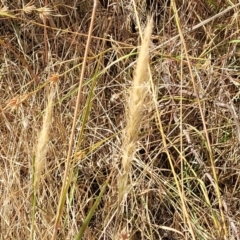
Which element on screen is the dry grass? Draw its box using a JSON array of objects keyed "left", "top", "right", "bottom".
[{"left": 1, "top": 0, "right": 240, "bottom": 239}]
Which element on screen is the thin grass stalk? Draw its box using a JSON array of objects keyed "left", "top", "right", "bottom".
[
  {"left": 63, "top": 56, "right": 101, "bottom": 227},
  {"left": 74, "top": 172, "right": 112, "bottom": 240},
  {"left": 153, "top": 3, "right": 240, "bottom": 53},
  {"left": 171, "top": 0, "right": 227, "bottom": 237},
  {"left": 152, "top": 76, "right": 197, "bottom": 239},
  {"left": 132, "top": 0, "right": 143, "bottom": 40},
  {"left": 51, "top": 1, "right": 98, "bottom": 239},
  {"left": 118, "top": 19, "right": 153, "bottom": 203},
  {"left": 43, "top": 0, "right": 48, "bottom": 64},
  {"left": 179, "top": 48, "right": 186, "bottom": 228}
]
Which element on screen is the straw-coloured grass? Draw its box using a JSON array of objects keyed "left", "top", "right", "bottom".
[
  {"left": 1, "top": 1, "right": 240, "bottom": 239},
  {"left": 118, "top": 19, "right": 153, "bottom": 204},
  {"left": 32, "top": 86, "right": 54, "bottom": 238}
]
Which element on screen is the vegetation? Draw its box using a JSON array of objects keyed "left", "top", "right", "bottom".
[{"left": 0, "top": 0, "right": 240, "bottom": 239}]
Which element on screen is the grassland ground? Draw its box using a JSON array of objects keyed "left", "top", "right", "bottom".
[{"left": 0, "top": 1, "right": 240, "bottom": 239}]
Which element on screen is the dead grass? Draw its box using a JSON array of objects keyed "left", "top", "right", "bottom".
[{"left": 1, "top": 0, "right": 240, "bottom": 239}]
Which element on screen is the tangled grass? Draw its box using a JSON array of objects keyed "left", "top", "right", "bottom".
[{"left": 1, "top": 1, "right": 240, "bottom": 239}]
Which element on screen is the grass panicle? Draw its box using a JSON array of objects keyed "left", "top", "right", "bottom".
[
  {"left": 118, "top": 19, "right": 153, "bottom": 204},
  {"left": 31, "top": 86, "right": 54, "bottom": 239}
]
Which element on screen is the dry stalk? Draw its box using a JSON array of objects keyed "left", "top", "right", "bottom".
[
  {"left": 51, "top": 1, "right": 98, "bottom": 238},
  {"left": 118, "top": 19, "right": 153, "bottom": 203}
]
